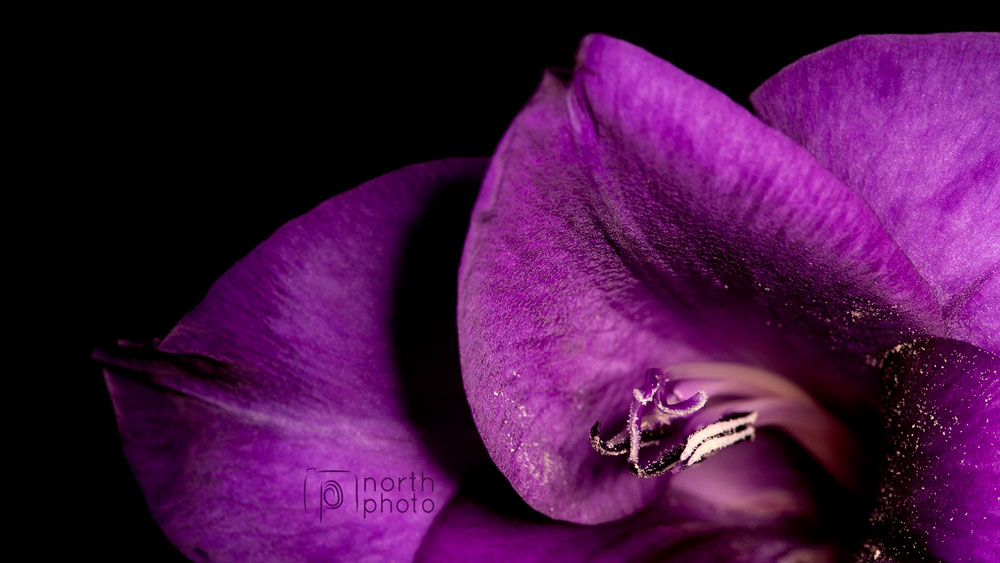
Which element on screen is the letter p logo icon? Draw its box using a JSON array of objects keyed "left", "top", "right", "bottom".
[{"left": 304, "top": 468, "right": 358, "bottom": 522}]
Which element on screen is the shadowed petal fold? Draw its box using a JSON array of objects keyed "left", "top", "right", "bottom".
[
  {"left": 457, "top": 34, "right": 943, "bottom": 524},
  {"left": 751, "top": 33, "right": 1000, "bottom": 354},
  {"left": 417, "top": 434, "right": 852, "bottom": 562},
  {"left": 98, "top": 159, "right": 488, "bottom": 561}
]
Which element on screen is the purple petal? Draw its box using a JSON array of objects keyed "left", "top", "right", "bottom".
[
  {"left": 751, "top": 33, "right": 1000, "bottom": 354},
  {"left": 862, "top": 338, "right": 999, "bottom": 561},
  {"left": 458, "top": 34, "right": 942, "bottom": 524},
  {"left": 417, "top": 434, "right": 853, "bottom": 562},
  {"left": 97, "top": 158, "right": 489, "bottom": 561}
]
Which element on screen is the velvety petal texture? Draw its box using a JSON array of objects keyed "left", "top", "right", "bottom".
[
  {"left": 98, "top": 159, "right": 488, "bottom": 561},
  {"left": 417, "top": 433, "right": 854, "bottom": 562},
  {"left": 861, "top": 339, "right": 1000, "bottom": 562},
  {"left": 752, "top": 34, "right": 1000, "bottom": 354},
  {"left": 458, "top": 33, "right": 943, "bottom": 524}
]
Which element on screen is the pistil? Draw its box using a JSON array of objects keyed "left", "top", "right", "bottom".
[{"left": 590, "top": 368, "right": 757, "bottom": 478}]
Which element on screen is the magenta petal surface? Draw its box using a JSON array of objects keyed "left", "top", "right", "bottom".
[
  {"left": 98, "top": 159, "right": 488, "bottom": 561},
  {"left": 752, "top": 33, "right": 1000, "bottom": 354},
  {"left": 417, "top": 434, "right": 849, "bottom": 562},
  {"left": 457, "top": 34, "right": 942, "bottom": 524},
  {"left": 865, "top": 339, "right": 1000, "bottom": 561}
]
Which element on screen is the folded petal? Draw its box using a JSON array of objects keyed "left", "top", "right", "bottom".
[
  {"left": 458, "top": 34, "right": 942, "bottom": 524},
  {"left": 863, "top": 339, "right": 999, "bottom": 562},
  {"left": 751, "top": 34, "right": 1000, "bottom": 354},
  {"left": 98, "top": 158, "right": 489, "bottom": 561},
  {"left": 417, "top": 434, "right": 853, "bottom": 562}
]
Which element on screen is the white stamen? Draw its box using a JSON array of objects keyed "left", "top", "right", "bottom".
[
  {"left": 685, "top": 425, "right": 756, "bottom": 466},
  {"left": 680, "top": 412, "right": 757, "bottom": 462}
]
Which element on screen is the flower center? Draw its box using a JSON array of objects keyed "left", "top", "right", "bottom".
[
  {"left": 590, "top": 368, "right": 757, "bottom": 478},
  {"left": 590, "top": 363, "right": 865, "bottom": 492}
]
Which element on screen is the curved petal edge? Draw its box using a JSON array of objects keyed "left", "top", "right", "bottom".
[{"left": 98, "top": 158, "right": 489, "bottom": 561}]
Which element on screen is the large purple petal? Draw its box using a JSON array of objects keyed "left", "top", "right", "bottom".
[
  {"left": 751, "top": 34, "right": 1000, "bottom": 354},
  {"left": 98, "top": 158, "right": 489, "bottom": 561},
  {"left": 457, "top": 34, "right": 943, "bottom": 524},
  {"left": 861, "top": 339, "right": 999, "bottom": 562}
]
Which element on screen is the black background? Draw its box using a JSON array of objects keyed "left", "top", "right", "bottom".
[{"left": 54, "top": 17, "right": 991, "bottom": 561}]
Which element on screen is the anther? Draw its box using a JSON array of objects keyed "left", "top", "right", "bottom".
[{"left": 590, "top": 369, "right": 757, "bottom": 478}]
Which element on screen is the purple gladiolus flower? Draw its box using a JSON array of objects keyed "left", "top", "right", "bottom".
[{"left": 96, "top": 33, "right": 999, "bottom": 561}]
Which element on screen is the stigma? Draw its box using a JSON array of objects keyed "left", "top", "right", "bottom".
[{"left": 590, "top": 368, "right": 757, "bottom": 478}]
